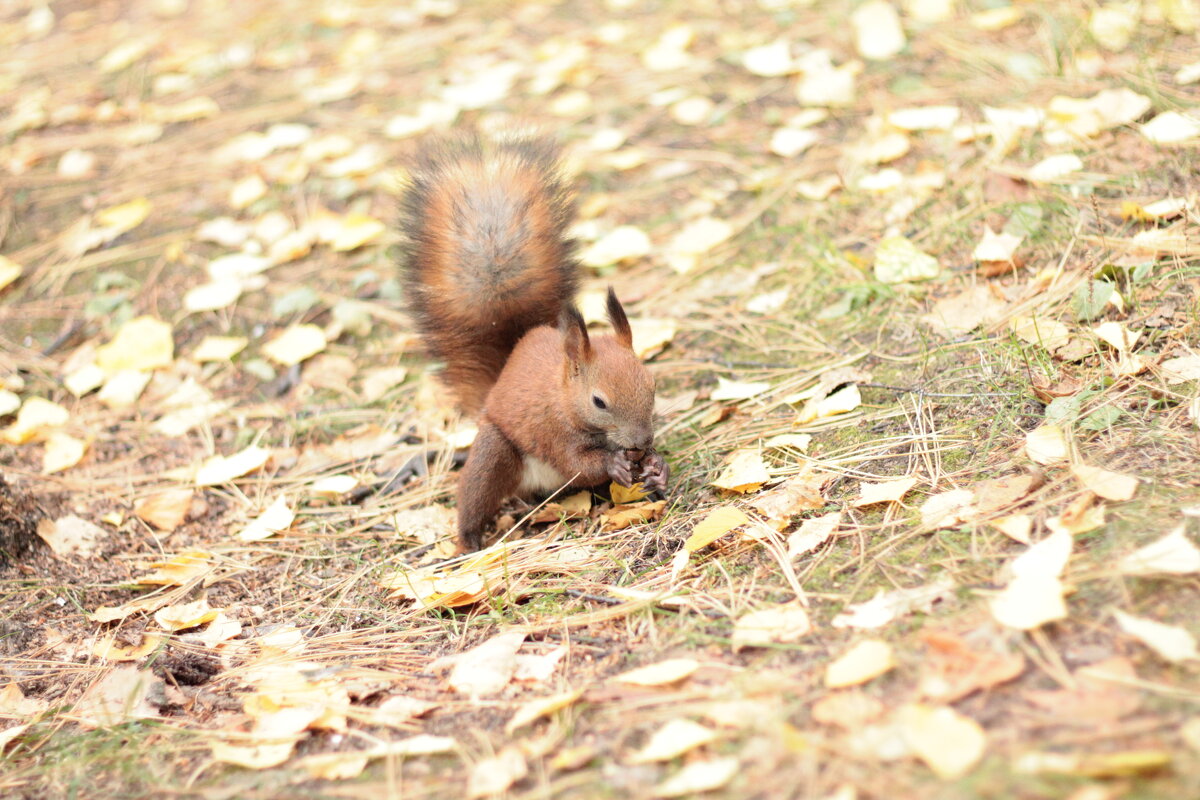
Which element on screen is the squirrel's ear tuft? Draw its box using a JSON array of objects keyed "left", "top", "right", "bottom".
[
  {"left": 606, "top": 287, "right": 633, "bottom": 350},
  {"left": 559, "top": 306, "right": 592, "bottom": 374}
]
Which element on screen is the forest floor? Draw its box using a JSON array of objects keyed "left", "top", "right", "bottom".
[{"left": 2, "top": 1, "right": 1200, "bottom": 798}]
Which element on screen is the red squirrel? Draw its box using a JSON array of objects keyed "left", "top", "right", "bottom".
[{"left": 400, "top": 136, "right": 669, "bottom": 552}]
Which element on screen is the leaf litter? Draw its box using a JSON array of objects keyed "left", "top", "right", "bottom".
[{"left": 3, "top": 1, "right": 1200, "bottom": 797}]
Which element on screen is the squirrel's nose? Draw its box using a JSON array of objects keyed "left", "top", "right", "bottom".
[{"left": 634, "top": 430, "right": 653, "bottom": 451}]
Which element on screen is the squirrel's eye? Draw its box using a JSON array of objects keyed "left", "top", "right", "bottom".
[{"left": 592, "top": 395, "right": 608, "bottom": 410}]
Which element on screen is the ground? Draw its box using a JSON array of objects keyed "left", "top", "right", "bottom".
[{"left": 2, "top": 0, "right": 1200, "bottom": 798}]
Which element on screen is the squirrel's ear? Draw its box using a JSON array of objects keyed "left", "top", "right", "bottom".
[
  {"left": 559, "top": 306, "right": 592, "bottom": 375},
  {"left": 606, "top": 287, "right": 633, "bottom": 350}
]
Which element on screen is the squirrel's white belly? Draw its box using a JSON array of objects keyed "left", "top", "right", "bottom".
[{"left": 519, "top": 456, "right": 568, "bottom": 495}]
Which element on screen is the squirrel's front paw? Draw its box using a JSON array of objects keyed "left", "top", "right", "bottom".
[
  {"left": 639, "top": 450, "right": 670, "bottom": 493},
  {"left": 605, "top": 449, "right": 636, "bottom": 487}
]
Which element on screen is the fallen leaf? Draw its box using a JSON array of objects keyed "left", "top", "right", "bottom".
[
  {"left": 36, "top": 515, "right": 104, "bottom": 557},
  {"left": 1025, "top": 424, "right": 1069, "bottom": 465},
  {"left": 1, "top": 398, "right": 69, "bottom": 448},
  {"left": 330, "top": 214, "right": 385, "bottom": 251},
  {"left": 630, "top": 718, "right": 718, "bottom": 763},
  {"left": 731, "top": 604, "right": 811, "bottom": 652},
  {"left": 990, "top": 514, "right": 1033, "bottom": 545},
  {"left": 832, "top": 578, "right": 956, "bottom": 629},
  {"left": 897, "top": 703, "right": 987, "bottom": 780},
  {"left": 973, "top": 226, "right": 1023, "bottom": 265},
  {"left": 134, "top": 490, "right": 195, "bottom": 531},
  {"left": 826, "top": 640, "right": 896, "bottom": 688},
  {"left": 629, "top": 318, "right": 677, "bottom": 359},
  {"left": 578, "top": 226, "right": 651, "bottom": 267},
  {"left": 296, "top": 752, "right": 369, "bottom": 780},
  {"left": 850, "top": 477, "right": 917, "bottom": 510},
  {"left": 42, "top": 431, "right": 87, "bottom": 473},
  {"left": 600, "top": 500, "right": 665, "bottom": 531},
  {"left": 874, "top": 236, "right": 939, "bottom": 283},
  {"left": 237, "top": 496, "right": 296, "bottom": 541},
  {"left": 468, "top": 747, "right": 528, "bottom": 798},
  {"left": 710, "top": 450, "right": 771, "bottom": 494},
  {"left": 919, "top": 488, "right": 976, "bottom": 529},
  {"left": 1112, "top": 609, "right": 1199, "bottom": 663},
  {"left": 1011, "top": 317, "right": 1071, "bottom": 352},
  {"left": 769, "top": 127, "right": 819, "bottom": 157},
  {"left": 653, "top": 757, "right": 739, "bottom": 798},
  {"left": 1140, "top": 111, "right": 1200, "bottom": 145},
  {"left": 1119, "top": 526, "right": 1200, "bottom": 575},
  {"left": 262, "top": 324, "right": 327, "bottom": 366},
  {"left": 972, "top": 474, "right": 1035, "bottom": 514},
  {"left": 0, "top": 255, "right": 22, "bottom": 291},
  {"left": 446, "top": 631, "right": 525, "bottom": 697},
  {"left": 851, "top": 0, "right": 906, "bottom": 60},
  {"left": 743, "top": 39, "right": 795, "bottom": 76},
  {"left": 94, "top": 197, "right": 151, "bottom": 234},
  {"left": 1026, "top": 657, "right": 1141, "bottom": 725},
  {"left": 888, "top": 105, "right": 960, "bottom": 131},
  {"left": 229, "top": 174, "right": 268, "bottom": 209},
  {"left": 1028, "top": 154, "right": 1084, "bottom": 182},
  {"left": 685, "top": 506, "right": 750, "bottom": 551},
  {"left": 1160, "top": 355, "right": 1200, "bottom": 384},
  {"left": 210, "top": 738, "right": 299, "bottom": 769},
  {"left": 1071, "top": 465, "right": 1138, "bottom": 501},
  {"left": 710, "top": 377, "right": 770, "bottom": 402},
  {"left": 990, "top": 529, "right": 1072, "bottom": 630},
  {"left": 154, "top": 597, "right": 220, "bottom": 631},
  {"left": 811, "top": 691, "right": 885, "bottom": 729},
  {"left": 93, "top": 632, "right": 163, "bottom": 662},
  {"left": 195, "top": 445, "right": 272, "bottom": 485},
  {"left": 505, "top": 689, "right": 584, "bottom": 733},
  {"left": 917, "top": 631, "right": 1025, "bottom": 702},
  {"left": 923, "top": 286, "right": 1008, "bottom": 337},
  {"left": 74, "top": 666, "right": 161, "bottom": 728},
  {"left": 748, "top": 472, "right": 826, "bottom": 529},
  {"left": 787, "top": 511, "right": 842, "bottom": 559},
  {"left": 95, "top": 316, "right": 173, "bottom": 373},
  {"left": 1015, "top": 749, "right": 1171, "bottom": 779},
  {"left": 614, "top": 658, "right": 699, "bottom": 687}
]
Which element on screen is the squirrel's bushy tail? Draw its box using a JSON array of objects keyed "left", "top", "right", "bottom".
[{"left": 400, "top": 136, "right": 579, "bottom": 414}]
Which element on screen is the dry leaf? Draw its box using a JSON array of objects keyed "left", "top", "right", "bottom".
[
  {"left": 1071, "top": 465, "right": 1138, "bottom": 501},
  {"left": 748, "top": 472, "right": 826, "bottom": 529},
  {"left": 0, "top": 255, "right": 23, "bottom": 291},
  {"left": 710, "top": 377, "right": 770, "bottom": 402},
  {"left": 93, "top": 633, "right": 163, "bottom": 662},
  {"left": 330, "top": 214, "right": 385, "bottom": 251},
  {"left": 154, "top": 597, "right": 220, "bottom": 631},
  {"left": 787, "top": 511, "right": 842, "bottom": 559},
  {"left": 685, "top": 506, "right": 750, "bottom": 551},
  {"left": 210, "top": 738, "right": 299, "bottom": 769},
  {"left": 710, "top": 450, "right": 771, "bottom": 494},
  {"left": 237, "top": 496, "right": 296, "bottom": 541},
  {"left": 578, "top": 226, "right": 651, "bottom": 267},
  {"left": 42, "top": 431, "right": 87, "bottom": 473},
  {"left": 75, "top": 666, "right": 161, "bottom": 729},
  {"left": 973, "top": 226, "right": 1022, "bottom": 265},
  {"left": 924, "top": 286, "right": 1009, "bottom": 336},
  {"left": 134, "top": 489, "right": 194, "bottom": 531},
  {"left": 505, "top": 689, "right": 584, "bottom": 734},
  {"left": 94, "top": 316, "right": 174, "bottom": 373},
  {"left": 296, "top": 752, "right": 369, "bottom": 780},
  {"left": 1026, "top": 657, "right": 1141, "bottom": 725},
  {"left": 990, "top": 514, "right": 1033, "bottom": 545},
  {"left": 629, "top": 719, "right": 717, "bottom": 763},
  {"left": 1140, "top": 111, "right": 1200, "bottom": 144},
  {"left": 468, "top": 747, "right": 528, "bottom": 798},
  {"left": 36, "top": 515, "right": 104, "bottom": 557},
  {"left": 195, "top": 445, "right": 272, "bottom": 485},
  {"left": 897, "top": 703, "right": 987, "bottom": 780},
  {"left": 919, "top": 488, "right": 977, "bottom": 529},
  {"left": 1028, "top": 154, "right": 1084, "bottom": 182},
  {"left": 653, "top": 757, "right": 739, "bottom": 798},
  {"left": 874, "top": 236, "right": 939, "bottom": 283},
  {"left": 629, "top": 318, "right": 677, "bottom": 359},
  {"left": 614, "top": 658, "right": 699, "bottom": 687},
  {"left": 600, "top": 500, "right": 665, "bottom": 531},
  {"left": 2, "top": 397, "right": 69, "bottom": 444},
  {"left": 1112, "top": 609, "right": 1199, "bottom": 663},
  {"left": 1025, "top": 424, "right": 1069, "bottom": 465},
  {"left": 851, "top": 0, "right": 906, "bottom": 60},
  {"left": 446, "top": 631, "right": 525, "bottom": 697},
  {"left": 853, "top": 477, "right": 917, "bottom": 507},
  {"left": 731, "top": 604, "right": 811, "bottom": 652},
  {"left": 139, "top": 551, "right": 213, "bottom": 586},
  {"left": 1118, "top": 526, "right": 1200, "bottom": 575},
  {"left": 990, "top": 530, "right": 1072, "bottom": 630},
  {"left": 262, "top": 324, "right": 327, "bottom": 366},
  {"left": 832, "top": 578, "right": 956, "bottom": 629},
  {"left": 917, "top": 631, "right": 1025, "bottom": 703},
  {"left": 811, "top": 691, "right": 885, "bottom": 729},
  {"left": 1011, "top": 317, "right": 1071, "bottom": 352},
  {"left": 825, "top": 640, "right": 896, "bottom": 688}
]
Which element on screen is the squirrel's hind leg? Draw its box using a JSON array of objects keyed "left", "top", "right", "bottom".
[{"left": 456, "top": 419, "right": 523, "bottom": 552}]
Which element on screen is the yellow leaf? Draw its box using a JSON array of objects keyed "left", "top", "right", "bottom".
[
  {"left": 139, "top": 549, "right": 211, "bottom": 585},
  {"left": 629, "top": 719, "right": 717, "bottom": 763},
  {"left": 614, "top": 658, "right": 699, "bottom": 687},
  {"left": 505, "top": 689, "right": 585, "bottom": 733},
  {"left": 1119, "top": 526, "right": 1200, "bottom": 576},
  {"left": 710, "top": 449, "right": 771, "bottom": 494},
  {"left": 330, "top": 214, "right": 385, "bottom": 251},
  {"left": 653, "top": 757, "right": 738, "bottom": 798},
  {"left": 1025, "top": 424, "right": 1068, "bottom": 465},
  {"left": 210, "top": 738, "right": 298, "bottom": 769},
  {"left": 990, "top": 514, "right": 1033, "bottom": 545},
  {"left": 195, "top": 445, "right": 272, "bottom": 485},
  {"left": 467, "top": 747, "right": 528, "bottom": 799},
  {"left": 851, "top": 0, "right": 906, "bottom": 60},
  {"left": 1112, "top": 609, "right": 1199, "bottom": 663},
  {"left": 710, "top": 377, "right": 770, "bottom": 402},
  {"left": 825, "top": 639, "right": 896, "bottom": 688},
  {"left": 237, "top": 496, "right": 296, "bottom": 541},
  {"left": 898, "top": 703, "right": 987, "bottom": 780},
  {"left": 42, "top": 431, "right": 86, "bottom": 473},
  {"left": 2, "top": 397, "right": 69, "bottom": 444},
  {"left": 229, "top": 174, "right": 268, "bottom": 210},
  {"left": 296, "top": 752, "right": 369, "bottom": 780},
  {"left": 578, "top": 225, "right": 652, "bottom": 267},
  {"left": 154, "top": 597, "right": 220, "bottom": 631},
  {"left": 94, "top": 316, "right": 174, "bottom": 373},
  {"left": 93, "top": 632, "right": 163, "bottom": 662},
  {"left": 685, "top": 506, "right": 750, "bottom": 551},
  {"left": 95, "top": 197, "right": 151, "bottom": 234},
  {"left": 610, "top": 482, "right": 649, "bottom": 504},
  {"left": 600, "top": 500, "right": 665, "bottom": 531},
  {"left": 36, "top": 515, "right": 104, "bottom": 557},
  {"left": 0, "top": 254, "right": 22, "bottom": 291},
  {"left": 192, "top": 335, "right": 248, "bottom": 362},
  {"left": 852, "top": 477, "right": 917, "bottom": 507},
  {"left": 731, "top": 604, "right": 811, "bottom": 652},
  {"left": 1071, "top": 464, "right": 1138, "bottom": 501},
  {"left": 873, "top": 236, "right": 939, "bottom": 283},
  {"left": 262, "top": 324, "right": 326, "bottom": 366},
  {"left": 748, "top": 472, "right": 826, "bottom": 529},
  {"left": 629, "top": 318, "right": 677, "bottom": 359}
]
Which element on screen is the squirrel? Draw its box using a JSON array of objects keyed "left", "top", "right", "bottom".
[{"left": 399, "top": 136, "right": 669, "bottom": 552}]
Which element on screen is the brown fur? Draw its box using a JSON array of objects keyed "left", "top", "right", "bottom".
[{"left": 399, "top": 136, "right": 661, "bottom": 551}]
